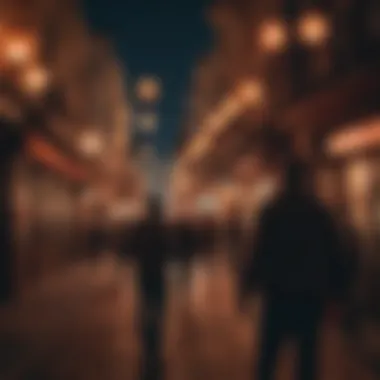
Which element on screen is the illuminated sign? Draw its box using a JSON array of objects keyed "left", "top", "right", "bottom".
[
  {"left": 326, "top": 116, "right": 380, "bottom": 156},
  {"left": 25, "top": 134, "right": 88, "bottom": 181}
]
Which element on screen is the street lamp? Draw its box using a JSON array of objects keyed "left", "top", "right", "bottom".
[
  {"left": 237, "top": 79, "right": 264, "bottom": 107},
  {"left": 136, "top": 75, "right": 162, "bottom": 103},
  {"left": 22, "top": 66, "right": 49, "bottom": 96},
  {"left": 258, "top": 19, "right": 288, "bottom": 53},
  {"left": 297, "top": 10, "right": 331, "bottom": 47},
  {"left": 4, "top": 35, "right": 35, "bottom": 66},
  {"left": 78, "top": 131, "right": 104, "bottom": 158},
  {"left": 136, "top": 112, "right": 158, "bottom": 133}
]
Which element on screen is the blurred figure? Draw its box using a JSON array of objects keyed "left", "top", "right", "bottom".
[
  {"left": 167, "top": 218, "right": 197, "bottom": 263},
  {"left": 243, "top": 160, "right": 347, "bottom": 380},
  {"left": 88, "top": 227, "right": 109, "bottom": 257},
  {"left": 131, "top": 196, "right": 166, "bottom": 380},
  {"left": 0, "top": 119, "right": 22, "bottom": 303}
]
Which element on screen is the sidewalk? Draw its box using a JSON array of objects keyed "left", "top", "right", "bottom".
[{"left": 163, "top": 267, "right": 377, "bottom": 380}]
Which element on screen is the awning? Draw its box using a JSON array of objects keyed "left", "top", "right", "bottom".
[
  {"left": 325, "top": 115, "right": 380, "bottom": 157},
  {"left": 25, "top": 133, "right": 89, "bottom": 182},
  {"left": 279, "top": 65, "right": 380, "bottom": 132}
]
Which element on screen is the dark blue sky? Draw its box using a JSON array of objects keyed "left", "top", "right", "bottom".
[{"left": 83, "top": 0, "right": 212, "bottom": 157}]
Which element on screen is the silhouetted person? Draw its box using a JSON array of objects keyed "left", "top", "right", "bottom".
[
  {"left": 243, "top": 160, "right": 345, "bottom": 380},
  {"left": 167, "top": 220, "right": 198, "bottom": 263},
  {"left": 88, "top": 227, "right": 108, "bottom": 257},
  {"left": 0, "top": 119, "right": 22, "bottom": 303},
  {"left": 197, "top": 217, "right": 219, "bottom": 258},
  {"left": 131, "top": 196, "right": 166, "bottom": 380}
]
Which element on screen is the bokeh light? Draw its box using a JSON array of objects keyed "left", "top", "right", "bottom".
[
  {"left": 136, "top": 75, "right": 162, "bottom": 103},
  {"left": 258, "top": 19, "right": 288, "bottom": 53},
  {"left": 78, "top": 131, "right": 104, "bottom": 158},
  {"left": 237, "top": 80, "right": 265, "bottom": 106},
  {"left": 297, "top": 10, "right": 331, "bottom": 47},
  {"left": 22, "top": 66, "right": 50, "bottom": 95}
]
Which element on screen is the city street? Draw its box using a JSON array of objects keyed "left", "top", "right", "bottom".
[
  {"left": 0, "top": 257, "right": 141, "bottom": 380},
  {"left": 0, "top": 0, "right": 379, "bottom": 379},
  {"left": 0, "top": 257, "right": 377, "bottom": 380},
  {"left": 163, "top": 259, "right": 377, "bottom": 380}
]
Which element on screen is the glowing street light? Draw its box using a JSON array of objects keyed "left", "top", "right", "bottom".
[
  {"left": 297, "top": 10, "right": 331, "bottom": 47},
  {"left": 22, "top": 66, "right": 49, "bottom": 95},
  {"left": 136, "top": 76, "right": 162, "bottom": 103},
  {"left": 136, "top": 112, "right": 158, "bottom": 133},
  {"left": 258, "top": 19, "right": 288, "bottom": 53},
  {"left": 5, "top": 36, "right": 35, "bottom": 66},
  {"left": 79, "top": 131, "right": 104, "bottom": 158},
  {"left": 237, "top": 80, "right": 264, "bottom": 107}
]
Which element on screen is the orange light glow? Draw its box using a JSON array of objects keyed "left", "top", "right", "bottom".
[
  {"left": 136, "top": 76, "right": 162, "bottom": 102},
  {"left": 326, "top": 117, "right": 380, "bottom": 156},
  {"left": 237, "top": 80, "right": 264, "bottom": 106},
  {"left": 26, "top": 134, "right": 87, "bottom": 181},
  {"left": 4, "top": 33, "right": 36, "bottom": 66},
  {"left": 22, "top": 66, "right": 49, "bottom": 95},
  {"left": 297, "top": 10, "right": 331, "bottom": 46},
  {"left": 6, "top": 41, "right": 31, "bottom": 65},
  {"left": 79, "top": 131, "right": 104, "bottom": 158},
  {"left": 259, "top": 19, "right": 288, "bottom": 53}
]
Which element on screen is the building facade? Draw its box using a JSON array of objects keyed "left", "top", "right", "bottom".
[
  {"left": 0, "top": 0, "right": 134, "bottom": 296},
  {"left": 177, "top": 0, "right": 380, "bottom": 260}
]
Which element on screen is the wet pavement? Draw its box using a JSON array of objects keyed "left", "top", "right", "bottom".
[{"left": 0, "top": 256, "right": 377, "bottom": 380}]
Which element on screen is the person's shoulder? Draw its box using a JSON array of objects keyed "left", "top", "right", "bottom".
[
  {"left": 306, "top": 196, "right": 331, "bottom": 216},
  {"left": 258, "top": 197, "right": 283, "bottom": 222}
]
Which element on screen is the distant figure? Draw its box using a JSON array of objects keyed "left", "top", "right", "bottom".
[
  {"left": 167, "top": 219, "right": 198, "bottom": 263},
  {"left": 88, "top": 227, "right": 108, "bottom": 257},
  {"left": 243, "top": 160, "right": 346, "bottom": 380},
  {"left": 131, "top": 196, "right": 166, "bottom": 380}
]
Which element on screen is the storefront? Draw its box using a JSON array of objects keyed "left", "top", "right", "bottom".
[
  {"left": 323, "top": 115, "right": 380, "bottom": 264},
  {"left": 11, "top": 133, "right": 90, "bottom": 292}
]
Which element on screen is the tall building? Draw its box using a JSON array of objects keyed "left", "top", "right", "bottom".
[
  {"left": 0, "top": 0, "right": 134, "bottom": 294},
  {"left": 178, "top": 0, "right": 380, "bottom": 180},
  {"left": 177, "top": 0, "right": 380, "bottom": 258}
]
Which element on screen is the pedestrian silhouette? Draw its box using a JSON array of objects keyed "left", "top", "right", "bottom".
[
  {"left": 131, "top": 196, "right": 166, "bottom": 380},
  {"left": 243, "top": 160, "right": 346, "bottom": 380}
]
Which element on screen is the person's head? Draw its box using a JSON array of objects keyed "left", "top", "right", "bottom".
[{"left": 284, "top": 159, "right": 311, "bottom": 195}]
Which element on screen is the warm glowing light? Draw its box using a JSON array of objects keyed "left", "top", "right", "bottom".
[
  {"left": 22, "top": 66, "right": 49, "bottom": 95},
  {"left": 237, "top": 80, "right": 264, "bottom": 106},
  {"left": 136, "top": 76, "right": 162, "bottom": 102},
  {"left": 259, "top": 19, "right": 288, "bottom": 53},
  {"left": 136, "top": 113, "right": 158, "bottom": 133},
  {"left": 326, "top": 117, "right": 380, "bottom": 156},
  {"left": 79, "top": 132, "right": 104, "bottom": 157},
  {"left": 5, "top": 37, "right": 34, "bottom": 65},
  {"left": 196, "top": 193, "right": 219, "bottom": 215},
  {"left": 297, "top": 11, "right": 331, "bottom": 46},
  {"left": 190, "top": 135, "right": 210, "bottom": 158},
  {"left": 108, "top": 201, "right": 142, "bottom": 221}
]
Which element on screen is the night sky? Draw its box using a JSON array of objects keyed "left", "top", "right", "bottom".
[{"left": 83, "top": 0, "right": 212, "bottom": 158}]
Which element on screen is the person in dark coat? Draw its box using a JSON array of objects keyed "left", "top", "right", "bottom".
[
  {"left": 130, "top": 196, "right": 166, "bottom": 380},
  {"left": 0, "top": 119, "right": 22, "bottom": 303},
  {"left": 243, "top": 160, "right": 347, "bottom": 380}
]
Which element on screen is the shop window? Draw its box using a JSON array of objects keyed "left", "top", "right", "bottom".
[{"left": 345, "top": 159, "right": 373, "bottom": 254}]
